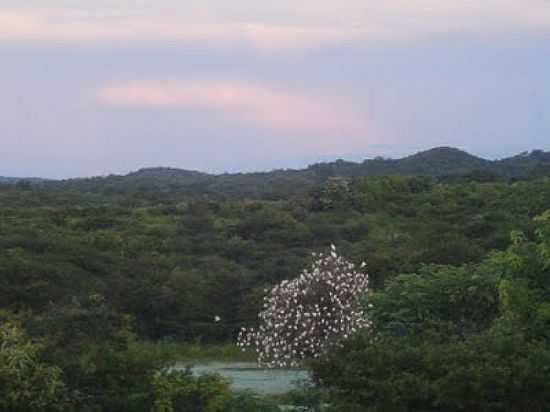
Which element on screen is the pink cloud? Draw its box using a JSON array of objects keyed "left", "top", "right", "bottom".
[
  {"left": 97, "top": 81, "right": 369, "bottom": 144},
  {"left": 0, "top": 10, "right": 362, "bottom": 51},
  {"left": 3, "top": 2, "right": 550, "bottom": 51}
]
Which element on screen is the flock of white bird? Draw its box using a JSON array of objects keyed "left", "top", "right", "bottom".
[{"left": 237, "top": 245, "right": 372, "bottom": 368}]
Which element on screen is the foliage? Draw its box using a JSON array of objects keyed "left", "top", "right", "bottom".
[
  {"left": 151, "top": 370, "right": 233, "bottom": 412},
  {"left": 151, "top": 369, "right": 279, "bottom": 412},
  {"left": 2, "top": 175, "right": 550, "bottom": 344},
  {"left": 369, "top": 264, "right": 499, "bottom": 338},
  {"left": 0, "top": 321, "right": 67, "bottom": 412},
  {"left": 134, "top": 342, "right": 256, "bottom": 362},
  {"left": 22, "top": 294, "right": 178, "bottom": 411},
  {"left": 2, "top": 160, "right": 550, "bottom": 410},
  {"left": 309, "top": 211, "right": 550, "bottom": 412},
  {"left": 314, "top": 331, "right": 550, "bottom": 412}
]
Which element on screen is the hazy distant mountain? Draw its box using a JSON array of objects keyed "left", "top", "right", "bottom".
[
  {"left": 306, "top": 147, "right": 493, "bottom": 178},
  {"left": 128, "top": 147, "right": 550, "bottom": 181},
  {"left": 0, "top": 176, "right": 49, "bottom": 184},
  {"left": 0, "top": 177, "right": 18, "bottom": 183},
  {"left": 48, "top": 147, "right": 550, "bottom": 201},
  {"left": 127, "top": 167, "right": 209, "bottom": 179},
  {"left": 492, "top": 149, "right": 550, "bottom": 177}
]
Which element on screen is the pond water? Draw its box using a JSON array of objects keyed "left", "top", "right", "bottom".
[{"left": 174, "top": 361, "right": 310, "bottom": 395}]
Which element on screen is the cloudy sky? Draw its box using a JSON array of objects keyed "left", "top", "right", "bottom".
[{"left": 1, "top": 1, "right": 549, "bottom": 178}]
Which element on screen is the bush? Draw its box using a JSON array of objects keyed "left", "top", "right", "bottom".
[
  {"left": 0, "top": 322, "right": 67, "bottom": 411},
  {"left": 151, "top": 369, "right": 279, "bottom": 412}
]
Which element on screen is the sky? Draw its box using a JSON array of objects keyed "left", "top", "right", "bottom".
[{"left": 1, "top": 1, "right": 550, "bottom": 178}]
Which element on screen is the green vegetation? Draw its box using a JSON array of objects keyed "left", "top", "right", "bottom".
[
  {"left": 0, "top": 321, "right": 67, "bottom": 411},
  {"left": 6, "top": 147, "right": 550, "bottom": 201},
  {"left": 1, "top": 151, "right": 550, "bottom": 410},
  {"left": 305, "top": 212, "right": 550, "bottom": 411},
  {"left": 135, "top": 342, "right": 256, "bottom": 362}
]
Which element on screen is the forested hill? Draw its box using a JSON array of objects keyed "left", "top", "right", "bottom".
[
  {"left": 0, "top": 177, "right": 17, "bottom": 183},
  {"left": 37, "top": 147, "right": 549, "bottom": 202},
  {"left": 307, "top": 146, "right": 492, "bottom": 178},
  {"left": 0, "top": 176, "right": 47, "bottom": 184},
  {"left": 126, "top": 147, "right": 550, "bottom": 180},
  {"left": 3, "top": 147, "right": 549, "bottom": 202}
]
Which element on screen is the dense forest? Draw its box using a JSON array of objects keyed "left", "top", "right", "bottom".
[{"left": 1, "top": 148, "right": 550, "bottom": 410}]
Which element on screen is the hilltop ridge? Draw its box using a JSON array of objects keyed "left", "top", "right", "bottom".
[
  {"left": 31, "top": 146, "right": 547, "bottom": 202},
  {"left": 125, "top": 146, "right": 549, "bottom": 180},
  {"left": 4, "top": 147, "right": 550, "bottom": 201}
]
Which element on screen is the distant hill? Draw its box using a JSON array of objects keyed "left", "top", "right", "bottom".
[
  {"left": 0, "top": 177, "right": 18, "bottom": 183},
  {"left": 127, "top": 167, "right": 209, "bottom": 179},
  {"left": 306, "top": 147, "right": 493, "bottom": 178},
  {"left": 0, "top": 176, "right": 49, "bottom": 184},
  {"left": 127, "top": 147, "right": 550, "bottom": 181},
  {"left": 492, "top": 149, "right": 550, "bottom": 177},
  {"left": 44, "top": 147, "right": 550, "bottom": 201}
]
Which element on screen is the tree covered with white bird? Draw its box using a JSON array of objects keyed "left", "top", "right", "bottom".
[{"left": 237, "top": 245, "right": 372, "bottom": 368}]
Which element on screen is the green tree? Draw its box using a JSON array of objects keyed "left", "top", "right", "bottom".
[
  {"left": 0, "top": 322, "right": 67, "bottom": 411},
  {"left": 309, "top": 212, "right": 550, "bottom": 411}
]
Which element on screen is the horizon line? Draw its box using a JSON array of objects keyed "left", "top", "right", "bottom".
[{"left": 1, "top": 146, "right": 548, "bottom": 181}]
